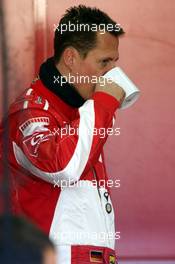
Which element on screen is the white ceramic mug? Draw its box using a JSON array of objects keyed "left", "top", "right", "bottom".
[{"left": 103, "top": 67, "right": 140, "bottom": 109}]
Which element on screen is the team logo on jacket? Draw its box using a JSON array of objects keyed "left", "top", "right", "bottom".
[{"left": 23, "top": 131, "right": 51, "bottom": 157}]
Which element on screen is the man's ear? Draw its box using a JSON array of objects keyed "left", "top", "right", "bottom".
[{"left": 62, "top": 47, "right": 79, "bottom": 70}]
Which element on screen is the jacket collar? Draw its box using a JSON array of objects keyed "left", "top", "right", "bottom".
[{"left": 39, "top": 57, "right": 85, "bottom": 108}]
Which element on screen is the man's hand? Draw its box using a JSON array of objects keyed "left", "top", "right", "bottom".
[{"left": 95, "top": 78, "right": 126, "bottom": 105}]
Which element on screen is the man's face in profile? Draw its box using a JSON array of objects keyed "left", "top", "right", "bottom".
[{"left": 72, "top": 32, "right": 119, "bottom": 100}]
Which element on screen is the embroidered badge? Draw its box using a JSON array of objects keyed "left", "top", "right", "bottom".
[
  {"left": 90, "top": 250, "right": 103, "bottom": 263},
  {"left": 109, "top": 254, "right": 116, "bottom": 264}
]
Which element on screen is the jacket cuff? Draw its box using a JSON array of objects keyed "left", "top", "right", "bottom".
[{"left": 91, "top": 91, "right": 120, "bottom": 113}]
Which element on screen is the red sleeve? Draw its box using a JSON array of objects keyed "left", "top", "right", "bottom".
[{"left": 12, "top": 92, "right": 120, "bottom": 185}]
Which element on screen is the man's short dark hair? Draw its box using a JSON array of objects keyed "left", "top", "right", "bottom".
[
  {"left": 0, "top": 214, "right": 55, "bottom": 263},
  {"left": 54, "top": 5, "right": 125, "bottom": 63}
]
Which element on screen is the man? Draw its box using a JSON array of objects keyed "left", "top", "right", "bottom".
[
  {"left": 0, "top": 214, "right": 56, "bottom": 264},
  {"left": 0, "top": 5, "right": 125, "bottom": 264}
]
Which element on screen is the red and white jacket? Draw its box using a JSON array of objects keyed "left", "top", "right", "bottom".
[{"left": 0, "top": 76, "right": 120, "bottom": 261}]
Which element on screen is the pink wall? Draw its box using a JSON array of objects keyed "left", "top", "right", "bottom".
[
  {"left": 1, "top": 0, "right": 175, "bottom": 260},
  {"left": 0, "top": 0, "right": 35, "bottom": 120}
]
